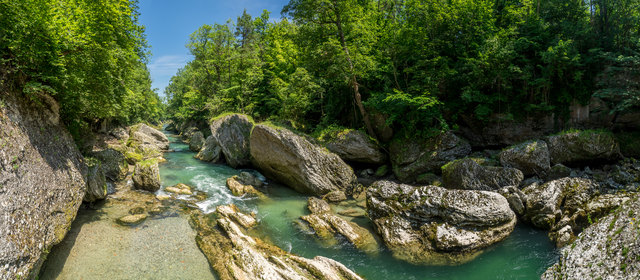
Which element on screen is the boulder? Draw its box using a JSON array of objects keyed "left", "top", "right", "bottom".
[
  {"left": 216, "top": 204, "right": 257, "bottom": 228},
  {"left": 165, "top": 183, "right": 193, "bottom": 195},
  {"left": 189, "top": 131, "right": 205, "bottom": 152},
  {"left": 390, "top": 131, "right": 471, "bottom": 182},
  {"left": 499, "top": 140, "right": 551, "bottom": 176},
  {"left": 300, "top": 208, "right": 380, "bottom": 254},
  {"left": 132, "top": 160, "right": 161, "bottom": 192},
  {"left": 441, "top": 158, "right": 523, "bottom": 191},
  {"left": 195, "top": 136, "right": 222, "bottom": 162},
  {"left": 0, "top": 92, "right": 86, "bottom": 279},
  {"left": 250, "top": 124, "right": 357, "bottom": 196},
  {"left": 91, "top": 148, "right": 127, "bottom": 181},
  {"left": 546, "top": 130, "right": 620, "bottom": 165},
  {"left": 367, "top": 181, "right": 516, "bottom": 265},
  {"left": 541, "top": 195, "right": 639, "bottom": 280},
  {"left": 191, "top": 206, "right": 364, "bottom": 280},
  {"left": 209, "top": 114, "right": 254, "bottom": 168},
  {"left": 323, "top": 190, "right": 347, "bottom": 202},
  {"left": 547, "top": 163, "right": 573, "bottom": 181},
  {"left": 109, "top": 126, "right": 129, "bottom": 142},
  {"left": 128, "top": 123, "right": 170, "bottom": 154},
  {"left": 324, "top": 129, "right": 387, "bottom": 164},
  {"left": 84, "top": 158, "right": 107, "bottom": 202},
  {"left": 116, "top": 214, "right": 148, "bottom": 226},
  {"left": 497, "top": 186, "right": 527, "bottom": 216}
]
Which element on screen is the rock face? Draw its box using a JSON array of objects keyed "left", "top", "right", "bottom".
[
  {"left": 192, "top": 205, "right": 364, "bottom": 280},
  {"left": 195, "top": 136, "right": 222, "bottom": 162},
  {"left": 250, "top": 124, "right": 357, "bottom": 196},
  {"left": 390, "top": 131, "right": 471, "bottom": 182},
  {"left": 300, "top": 198, "right": 379, "bottom": 254},
  {"left": 84, "top": 159, "right": 107, "bottom": 202},
  {"left": 546, "top": 130, "right": 620, "bottom": 165},
  {"left": 499, "top": 140, "right": 551, "bottom": 176},
  {"left": 0, "top": 92, "right": 87, "bottom": 279},
  {"left": 324, "top": 129, "right": 387, "bottom": 164},
  {"left": 541, "top": 195, "right": 639, "bottom": 280},
  {"left": 91, "top": 148, "right": 127, "bottom": 181},
  {"left": 189, "top": 131, "right": 205, "bottom": 152},
  {"left": 441, "top": 158, "right": 524, "bottom": 191},
  {"left": 132, "top": 160, "right": 161, "bottom": 192},
  {"left": 129, "top": 123, "right": 170, "bottom": 154},
  {"left": 367, "top": 181, "right": 516, "bottom": 265},
  {"left": 209, "top": 114, "right": 254, "bottom": 168}
]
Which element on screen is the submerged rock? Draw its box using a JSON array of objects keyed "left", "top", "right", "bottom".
[
  {"left": 165, "top": 183, "right": 193, "bottom": 195},
  {"left": 541, "top": 195, "right": 639, "bottom": 280},
  {"left": 301, "top": 198, "right": 379, "bottom": 254},
  {"left": 324, "top": 129, "right": 387, "bottom": 164},
  {"left": 195, "top": 135, "right": 222, "bottom": 162},
  {"left": 84, "top": 158, "right": 108, "bottom": 202},
  {"left": 116, "top": 213, "right": 148, "bottom": 226},
  {"left": 192, "top": 205, "right": 364, "bottom": 280},
  {"left": 226, "top": 176, "right": 263, "bottom": 197},
  {"left": 209, "top": 113, "right": 254, "bottom": 168},
  {"left": 189, "top": 131, "right": 205, "bottom": 152},
  {"left": 499, "top": 140, "right": 550, "bottom": 176},
  {"left": 132, "top": 160, "right": 161, "bottom": 192},
  {"left": 250, "top": 124, "right": 357, "bottom": 196},
  {"left": 367, "top": 181, "right": 516, "bottom": 265},
  {"left": 546, "top": 130, "right": 620, "bottom": 165},
  {"left": 390, "top": 131, "right": 471, "bottom": 182},
  {"left": 441, "top": 158, "right": 523, "bottom": 191},
  {"left": 0, "top": 92, "right": 87, "bottom": 279}
]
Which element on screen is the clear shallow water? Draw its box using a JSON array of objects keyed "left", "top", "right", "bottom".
[{"left": 162, "top": 133, "right": 559, "bottom": 280}]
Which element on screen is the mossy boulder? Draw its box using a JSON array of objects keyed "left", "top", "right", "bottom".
[
  {"left": 367, "top": 181, "right": 516, "bottom": 265},
  {"left": 195, "top": 135, "right": 222, "bottom": 162},
  {"left": 132, "top": 159, "right": 161, "bottom": 192},
  {"left": 324, "top": 129, "right": 387, "bottom": 164},
  {"left": 250, "top": 124, "right": 357, "bottom": 196},
  {"left": 542, "top": 195, "right": 639, "bottom": 280},
  {"left": 128, "top": 123, "right": 170, "bottom": 153},
  {"left": 441, "top": 158, "right": 523, "bottom": 191},
  {"left": 84, "top": 157, "right": 107, "bottom": 202},
  {"left": 499, "top": 140, "right": 550, "bottom": 176},
  {"left": 189, "top": 131, "right": 205, "bottom": 152},
  {"left": 209, "top": 113, "right": 254, "bottom": 168},
  {"left": 91, "top": 148, "right": 128, "bottom": 181},
  {"left": 390, "top": 131, "right": 471, "bottom": 182},
  {"left": 546, "top": 130, "right": 620, "bottom": 165}
]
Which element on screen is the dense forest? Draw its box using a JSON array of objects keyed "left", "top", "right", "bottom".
[
  {"left": 0, "top": 0, "right": 164, "bottom": 140},
  {"left": 166, "top": 0, "right": 640, "bottom": 138}
]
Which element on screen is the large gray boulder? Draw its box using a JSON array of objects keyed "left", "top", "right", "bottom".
[
  {"left": 541, "top": 195, "right": 639, "bottom": 280},
  {"left": 499, "top": 140, "right": 550, "bottom": 176},
  {"left": 195, "top": 136, "right": 222, "bottom": 162},
  {"left": 188, "top": 131, "right": 205, "bottom": 152},
  {"left": 132, "top": 160, "right": 161, "bottom": 192},
  {"left": 209, "top": 114, "right": 254, "bottom": 168},
  {"left": 324, "top": 129, "right": 387, "bottom": 164},
  {"left": 367, "top": 181, "right": 516, "bottom": 265},
  {"left": 84, "top": 158, "right": 107, "bottom": 202},
  {"left": 250, "top": 124, "right": 357, "bottom": 196},
  {"left": 441, "top": 158, "right": 523, "bottom": 191},
  {"left": 390, "top": 131, "right": 471, "bottom": 182},
  {"left": 0, "top": 92, "right": 87, "bottom": 279},
  {"left": 91, "top": 148, "right": 127, "bottom": 181},
  {"left": 546, "top": 130, "right": 620, "bottom": 165},
  {"left": 128, "top": 123, "right": 170, "bottom": 154}
]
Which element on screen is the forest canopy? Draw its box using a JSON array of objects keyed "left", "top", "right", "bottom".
[
  {"left": 166, "top": 0, "right": 640, "bottom": 138},
  {"left": 0, "top": 0, "right": 163, "bottom": 138}
]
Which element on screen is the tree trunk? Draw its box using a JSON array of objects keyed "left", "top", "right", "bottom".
[{"left": 333, "top": 1, "right": 377, "bottom": 138}]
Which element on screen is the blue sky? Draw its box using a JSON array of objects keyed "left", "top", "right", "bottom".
[{"left": 139, "top": 0, "right": 290, "bottom": 97}]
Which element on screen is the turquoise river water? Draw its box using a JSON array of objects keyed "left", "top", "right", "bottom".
[{"left": 41, "top": 132, "right": 559, "bottom": 279}]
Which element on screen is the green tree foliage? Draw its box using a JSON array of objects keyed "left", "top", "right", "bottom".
[
  {"left": 166, "top": 0, "right": 640, "bottom": 138},
  {"left": 0, "top": 0, "right": 162, "bottom": 137}
]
